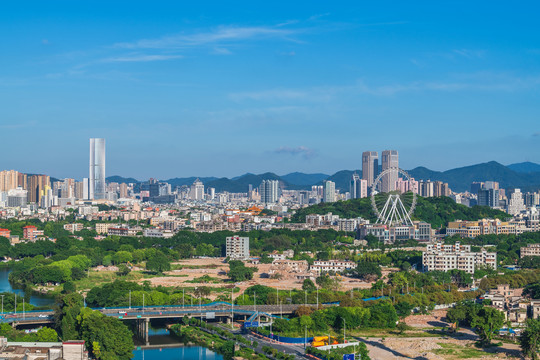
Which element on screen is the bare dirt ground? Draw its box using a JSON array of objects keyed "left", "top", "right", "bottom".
[
  {"left": 361, "top": 336, "right": 522, "bottom": 360},
  {"left": 404, "top": 310, "right": 449, "bottom": 328},
  {"left": 143, "top": 258, "right": 377, "bottom": 294}
]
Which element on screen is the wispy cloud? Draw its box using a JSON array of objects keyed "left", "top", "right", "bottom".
[
  {"left": 452, "top": 48, "right": 485, "bottom": 58},
  {"left": 274, "top": 146, "right": 317, "bottom": 159},
  {"left": 533, "top": 132, "right": 540, "bottom": 137},
  {"left": 230, "top": 73, "right": 540, "bottom": 102},
  {"left": 113, "top": 25, "right": 299, "bottom": 50},
  {"left": 102, "top": 54, "right": 184, "bottom": 62}
]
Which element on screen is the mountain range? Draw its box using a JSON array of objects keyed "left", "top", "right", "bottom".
[{"left": 106, "top": 161, "right": 540, "bottom": 193}]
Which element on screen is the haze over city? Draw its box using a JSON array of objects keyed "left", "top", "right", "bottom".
[{"left": 1, "top": 1, "right": 540, "bottom": 179}]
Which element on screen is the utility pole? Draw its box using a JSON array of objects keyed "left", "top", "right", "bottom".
[
  {"left": 305, "top": 290, "right": 307, "bottom": 306},
  {"left": 22, "top": 299, "right": 25, "bottom": 320},
  {"left": 129, "top": 290, "right": 131, "bottom": 309},
  {"left": 316, "top": 288, "right": 319, "bottom": 308},
  {"left": 183, "top": 289, "right": 185, "bottom": 307},
  {"left": 1, "top": 295, "right": 4, "bottom": 315},
  {"left": 304, "top": 326, "right": 307, "bottom": 350},
  {"left": 14, "top": 294, "right": 16, "bottom": 315},
  {"left": 143, "top": 293, "right": 145, "bottom": 314}
]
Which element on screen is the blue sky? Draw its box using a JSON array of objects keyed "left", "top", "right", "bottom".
[{"left": 1, "top": 1, "right": 539, "bottom": 180}]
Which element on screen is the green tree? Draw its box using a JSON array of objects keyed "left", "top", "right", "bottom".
[
  {"left": 471, "top": 307, "right": 504, "bottom": 346},
  {"left": 302, "top": 279, "right": 316, "bottom": 292},
  {"left": 355, "top": 262, "right": 382, "bottom": 281},
  {"left": 520, "top": 318, "right": 540, "bottom": 360},
  {"left": 228, "top": 260, "right": 256, "bottom": 282},
  {"left": 36, "top": 327, "right": 58, "bottom": 342},
  {"left": 77, "top": 307, "right": 134, "bottom": 359},
  {"left": 146, "top": 251, "right": 171, "bottom": 273}
]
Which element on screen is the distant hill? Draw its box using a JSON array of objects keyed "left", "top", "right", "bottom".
[
  {"left": 281, "top": 172, "right": 329, "bottom": 186},
  {"left": 316, "top": 170, "right": 362, "bottom": 192},
  {"left": 102, "top": 160, "right": 540, "bottom": 193},
  {"left": 164, "top": 177, "right": 218, "bottom": 188},
  {"left": 106, "top": 176, "right": 140, "bottom": 184},
  {"left": 507, "top": 162, "right": 540, "bottom": 173},
  {"left": 408, "top": 161, "right": 540, "bottom": 192},
  {"left": 206, "top": 172, "right": 284, "bottom": 193},
  {"left": 291, "top": 196, "right": 509, "bottom": 228}
]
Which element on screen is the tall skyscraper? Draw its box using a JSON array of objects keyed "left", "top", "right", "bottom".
[
  {"left": 323, "top": 180, "right": 336, "bottom": 203},
  {"left": 89, "top": 138, "right": 106, "bottom": 200},
  {"left": 260, "top": 180, "right": 279, "bottom": 203},
  {"left": 190, "top": 178, "right": 205, "bottom": 201},
  {"left": 362, "top": 151, "right": 378, "bottom": 187},
  {"left": 381, "top": 150, "right": 399, "bottom": 193},
  {"left": 350, "top": 173, "right": 367, "bottom": 199}
]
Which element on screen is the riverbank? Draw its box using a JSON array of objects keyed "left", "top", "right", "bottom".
[{"left": 171, "top": 318, "right": 296, "bottom": 360}]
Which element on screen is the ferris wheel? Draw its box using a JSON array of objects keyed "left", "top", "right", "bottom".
[{"left": 370, "top": 167, "right": 417, "bottom": 227}]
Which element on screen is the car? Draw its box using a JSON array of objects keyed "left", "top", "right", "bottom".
[{"left": 39, "top": 314, "right": 48, "bottom": 318}]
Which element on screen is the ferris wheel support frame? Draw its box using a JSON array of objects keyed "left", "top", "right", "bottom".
[{"left": 370, "top": 167, "right": 417, "bottom": 227}]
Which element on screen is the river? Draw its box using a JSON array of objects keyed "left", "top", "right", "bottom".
[
  {"left": 0, "top": 268, "right": 56, "bottom": 307},
  {"left": 0, "top": 268, "right": 221, "bottom": 359},
  {"left": 132, "top": 327, "right": 223, "bottom": 360}
]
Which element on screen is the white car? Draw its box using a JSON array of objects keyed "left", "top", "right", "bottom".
[{"left": 39, "top": 314, "right": 48, "bottom": 318}]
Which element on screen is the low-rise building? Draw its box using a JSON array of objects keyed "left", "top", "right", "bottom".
[
  {"left": 0, "top": 338, "right": 88, "bottom": 359},
  {"left": 521, "top": 243, "right": 540, "bottom": 258},
  {"left": 0, "top": 228, "right": 10, "bottom": 239},
  {"left": 310, "top": 260, "right": 356, "bottom": 274},
  {"left": 422, "top": 241, "right": 496, "bottom": 274},
  {"left": 63, "top": 223, "right": 83, "bottom": 233},
  {"left": 95, "top": 223, "right": 113, "bottom": 234}
]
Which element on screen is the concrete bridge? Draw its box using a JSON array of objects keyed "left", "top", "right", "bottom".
[{"left": 0, "top": 302, "right": 305, "bottom": 344}]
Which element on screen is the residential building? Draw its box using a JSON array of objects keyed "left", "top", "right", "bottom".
[
  {"left": 0, "top": 228, "right": 10, "bottom": 239},
  {"left": 226, "top": 235, "right": 250, "bottom": 259},
  {"left": 422, "top": 241, "right": 497, "bottom": 274},
  {"left": 95, "top": 223, "right": 113, "bottom": 234},
  {"left": 381, "top": 150, "right": 399, "bottom": 192},
  {"left": 323, "top": 180, "right": 336, "bottom": 203},
  {"left": 190, "top": 178, "right": 205, "bottom": 201},
  {"left": 362, "top": 151, "right": 378, "bottom": 187},
  {"left": 311, "top": 260, "right": 356, "bottom": 274},
  {"left": 260, "top": 180, "right": 279, "bottom": 204},
  {"left": 350, "top": 173, "right": 367, "bottom": 199},
  {"left": 63, "top": 223, "right": 83, "bottom": 233},
  {"left": 521, "top": 244, "right": 540, "bottom": 258},
  {"left": 89, "top": 138, "right": 106, "bottom": 200},
  {"left": 23, "top": 225, "right": 44, "bottom": 240},
  {"left": 507, "top": 189, "right": 526, "bottom": 215}
]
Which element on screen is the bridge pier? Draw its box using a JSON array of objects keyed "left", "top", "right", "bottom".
[{"left": 135, "top": 318, "right": 150, "bottom": 345}]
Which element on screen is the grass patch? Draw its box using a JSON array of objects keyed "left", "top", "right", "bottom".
[{"left": 434, "top": 343, "right": 500, "bottom": 359}]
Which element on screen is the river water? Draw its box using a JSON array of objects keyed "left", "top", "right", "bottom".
[
  {"left": 0, "top": 268, "right": 56, "bottom": 307},
  {"left": 132, "top": 327, "right": 223, "bottom": 360},
  {"left": 0, "top": 268, "right": 221, "bottom": 359}
]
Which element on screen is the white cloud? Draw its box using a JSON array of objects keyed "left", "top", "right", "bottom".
[
  {"left": 274, "top": 146, "right": 316, "bottom": 159},
  {"left": 102, "top": 54, "right": 184, "bottom": 62},
  {"left": 113, "top": 26, "right": 299, "bottom": 50}
]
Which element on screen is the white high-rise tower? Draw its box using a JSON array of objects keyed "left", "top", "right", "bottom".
[{"left": 89, "top": 138, "right": 106, "bottom": 200}]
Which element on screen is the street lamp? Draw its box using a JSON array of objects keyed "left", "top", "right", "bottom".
[
  {"left": 129, "top": 290, "right": 131, "bottom": 309},
  {"left": 1, "top": 295, "right": 4, "bottom": 315},
  {"left": 143, "top": 293, "right": 145, "bottom": 314}
]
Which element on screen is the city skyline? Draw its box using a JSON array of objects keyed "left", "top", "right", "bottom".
[{"left": 1, "top": 1, "right": 539, "bottom": 179}]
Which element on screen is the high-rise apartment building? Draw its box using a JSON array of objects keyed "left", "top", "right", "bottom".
[
  {"left": 507, "top": 189, "right": 525, "bottom": 215},
  {"left": 323, "top": 180, "right": 336, "bottom": 203},
  {"left": 0, "top": 170, "right": 20, "bottom": 192},
  {"left": 362, "top": 151, "right": 379, "bottom": 188},
  {"left": 190, "top": 178, "right": 205, "bottom": 201},
  {"left": 226, "top": 235, "right": 250, "bottom": 259},
  {"left": 381, "top": 150, "right": 399, "bottom": 193},
  {"left": 119, "top": 183, "right": 128, "bottom": 198},
  {"left": 260, "top": 180, "right": 279, "bottom": 203},
  {"left": 89, "top": 138, "right": 106, "bottom": 200},
  {"left": 27, "top": 175, "right": 50, "bottom": 203},
  {"left": 350, "top": 173, "right": 367, "bottom": 199},
  {"left": 478, "top": 188, "right": 500, "bottom": 208}
]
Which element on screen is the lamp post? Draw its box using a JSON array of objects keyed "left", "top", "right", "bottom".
[
  {"left": 14, "top": 294, "right": 16, "bottom": 315},
  {"left": 129, "top": 290, "right": 131, "bottom": 309},
  {"left": 1, "top": 295, "right": 4, "bottom": 315},
  {"left": 143, "top": 293, "right": 145, "bottom": 314},
  {"left": 231, "top": 288, "right": 234, "bottom": 330}
]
